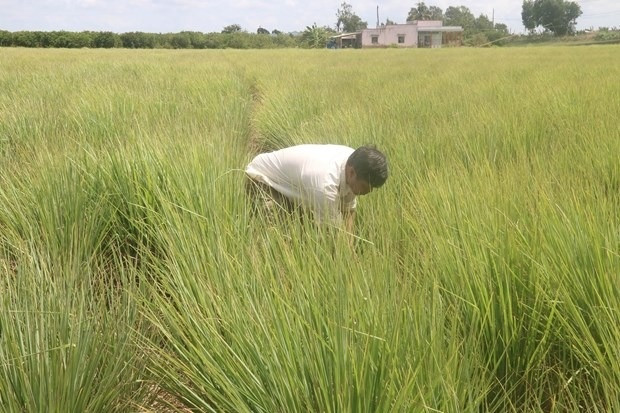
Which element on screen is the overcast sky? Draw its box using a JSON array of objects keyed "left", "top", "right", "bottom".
[{"left": 1, "top": 0, "right": 619, "bottom": 35}]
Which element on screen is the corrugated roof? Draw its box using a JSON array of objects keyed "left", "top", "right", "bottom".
[{"left": 330, "top": 32, "right": 361, "bottom": 39}]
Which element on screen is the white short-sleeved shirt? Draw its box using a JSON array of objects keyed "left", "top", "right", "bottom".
[{"left": 245, "top": 144, "right": 357, "bottom": 224}]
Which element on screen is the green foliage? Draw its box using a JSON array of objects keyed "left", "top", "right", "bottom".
[
  {"left": 0, "top": 29, "right": 301, "bottom": 49},
  {"left": 222, "top": 23, "right": 243, "bottom": 34},
  {"left": 521, "top": 0, "right": 583, "bottom": 36},
  {"left": 475, "top": 13, "right": 494, "bottom": 31},
  {"left": 467, "top": 32, "right": 490, "bottom": 46},
  {"left": 407, "top": 2, "right": 443, "bottom": 21},
  {"left": 92, "top": 31, "right": 121, "bottom": 48},
  {"left": 302, "top": 23, "right": 331, "bottom": 48},
  {"left": 336, "top": 2, "right": 368, "bottom": 32},
  {"left": 0, "top": 30, "right": 11, "bottom": 46},
  {"left": 495, "top": 23, "right": 509, "bottom": 34},
  {"left": 120, "top": 31, "right": 159, "bottom": 48},
  {"left": 595, "top": 29, "right": 620, "bottom": 42},
  {"left": 168, "top": 32, "right": 191, "bottom": 49},
  {"left": 522, "top": 0, "right": 537, "bottom": 31},
  {"left": 445, "top": 5, "right": 476, "bottom": 37}
]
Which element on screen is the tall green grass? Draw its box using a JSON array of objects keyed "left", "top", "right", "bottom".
[{"left": 1, "top": 46, "right": 619, "bottom": 411}]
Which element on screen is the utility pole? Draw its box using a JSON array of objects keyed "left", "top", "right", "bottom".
[
  {"left": 376, "top": 5, "right": 379, "bottom": 28},
  {"left": 492, "top": 8, "right": 495, "bottom": 27}
]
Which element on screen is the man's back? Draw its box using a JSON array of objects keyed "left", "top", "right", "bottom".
[
  {"left": 246, "top": 144, "right": 354, "bottom": 201},
  {"left": 245, "top": 144, "right": 356, "bottom": 223},
  {"left": 245, "top": 143, "right": 388, "bottom": 227}
]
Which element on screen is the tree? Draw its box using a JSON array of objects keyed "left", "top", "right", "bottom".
[
  {"left": 336, "top": 2, "right": 368, "bottom": 32},
  {"left": 475, "top": 14, "right": 494, "bottom": 32},
  {"left": 257, "top": 27, "right": 270, "bottom": 35},
  {"left": 522, "top": 0, "right": 537, "bottom": 32},
  {"left": 428, "top": 6, "right": 443, "bottom": 20},
  {"left": 302, "top": 23, "right": 330, "bottom": 48},
  {"left": 0, "top": 30, "right": 11, "bottom": 47},
  {"left": 469, "top": 32, "right": 489, "bottom": 46},
  {"left": 226, "top": 33, "right": 249, "bottom": 48},
  {"left": 521, "top": 0, "right": 582, "bottom": 36},
  {"left": 169, "top": 32, "right": 192, "bottom": 49},
  {"left": 407, "top": 2, "right": 443, "bottom": 21},
  {"left": 444, "top": 6, "right": 476, "bottom": 34},
  {"left": 11, "top": 31, "right": 36, "bottom": 47},
  {"left": 222, "top": 24, "right": 242, "bottom": 34},
  {"left": 120, "top": 32, "right": 157, "bottom": 48},
  {"left": 92, "top": 31, "right": 121, "bottom": 48},
  {"left": 494, "top": 23, "right": 509, "bottom": 34}
]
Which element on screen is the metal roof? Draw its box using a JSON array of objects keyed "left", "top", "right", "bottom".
[{"left": 330, "top": 32, "right": 361, "bottom": 39}]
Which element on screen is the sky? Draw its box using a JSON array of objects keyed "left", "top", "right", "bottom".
[{"left": 1, "top": 0, "right": 619, "bottom": 35}]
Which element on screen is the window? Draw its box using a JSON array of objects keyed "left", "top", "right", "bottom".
[
  {"left": 371, "top": 35, "right": 378, "bottom": 45},
  {"left": 398, "top": 35, "right": 405, "bottom": 44}
]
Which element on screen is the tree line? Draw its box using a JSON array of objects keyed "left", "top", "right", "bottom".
[
  {"left": 0, "top": 30, "right": 300, "bottom": 49},
  {"left": 0, "top": 1, "right": 589, "bottom": 50}
]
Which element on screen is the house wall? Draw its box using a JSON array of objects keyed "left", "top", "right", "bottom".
[
  {"left": 361, "top": 25, "right": 418, "bottom": 48},
  {"left": 358, "top": 21, "right": 463, "bottom": 48}
]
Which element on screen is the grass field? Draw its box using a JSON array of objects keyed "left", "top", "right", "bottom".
[{"left": 1, "top": 46, "right": 619, "bottom": 412}]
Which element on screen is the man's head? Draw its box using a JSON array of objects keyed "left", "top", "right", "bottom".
[{"left": 345, "top": 145, "right": 388, "bottom": 196}]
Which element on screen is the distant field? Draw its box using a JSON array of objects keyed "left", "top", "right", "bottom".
[{"left": 1, "top": 46, "right": 619, "bottom": 412}]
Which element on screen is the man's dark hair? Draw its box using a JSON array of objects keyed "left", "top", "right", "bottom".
[{"left": 346, "top": 145, "right": 388, "bottom": 188}]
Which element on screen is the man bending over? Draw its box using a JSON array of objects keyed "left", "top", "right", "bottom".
[{"left": 245, "top": 144, "right": 388, "bottom": 233}]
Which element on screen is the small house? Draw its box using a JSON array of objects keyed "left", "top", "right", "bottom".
[{"left": 330, "top": 20, "right": 463, "bottom": 49}]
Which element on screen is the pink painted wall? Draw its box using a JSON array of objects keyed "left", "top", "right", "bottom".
[{"left": 361, "top": 25, "right": 418, "bottom": 48}]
